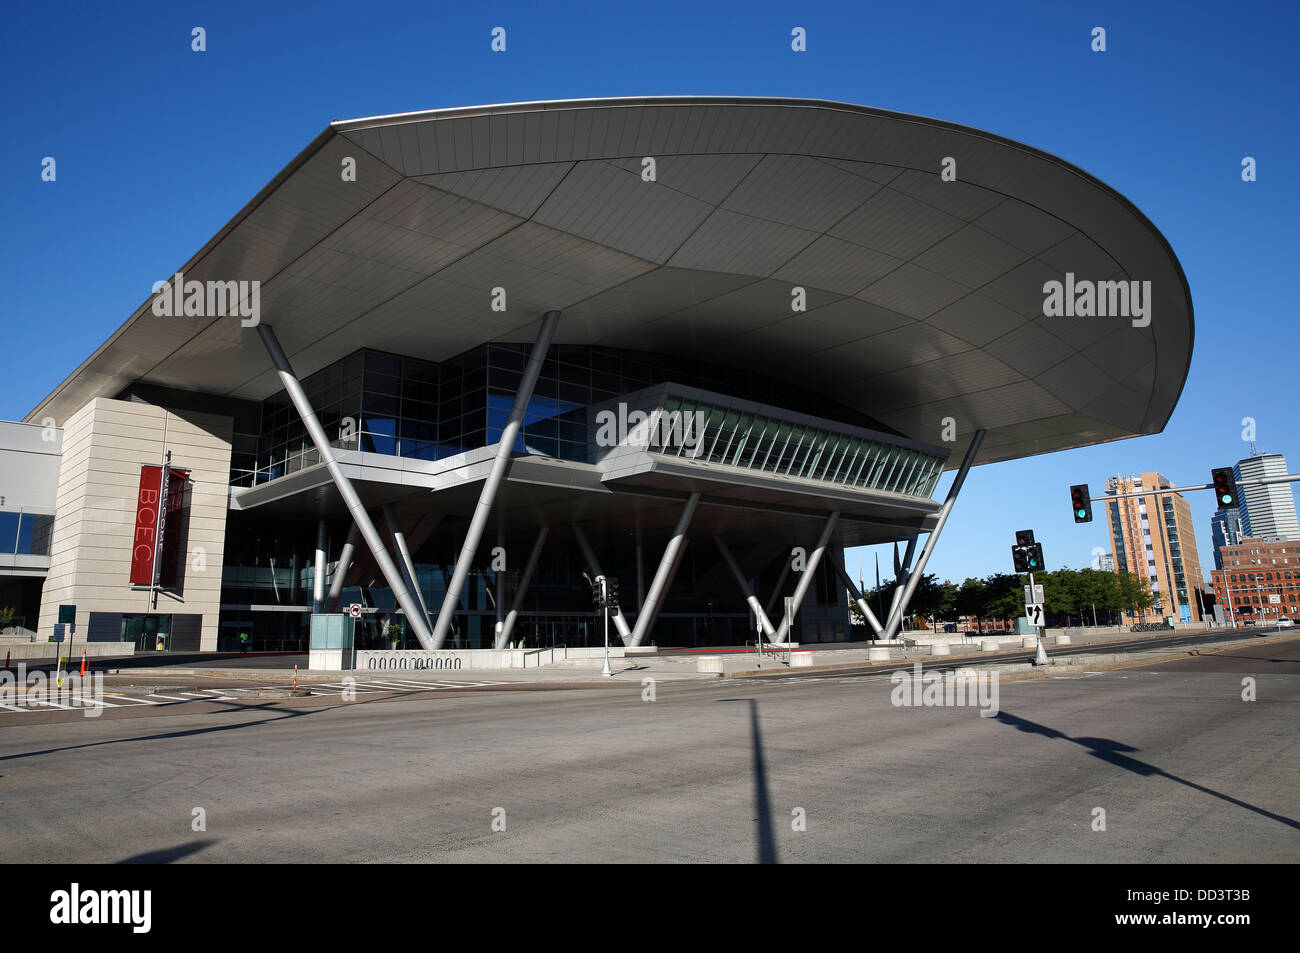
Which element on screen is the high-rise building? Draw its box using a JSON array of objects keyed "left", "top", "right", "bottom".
[
  {"left": 1106, "top": 473, "right": 1207, "bottom": 623},
  {"left": 1234, "top": 453, "right": 1299, "bottom": 540},
  {"left": 1210, "top": 507, "right": 1243, "bottom": 570}
]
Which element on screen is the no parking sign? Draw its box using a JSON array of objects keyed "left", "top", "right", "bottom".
[{"left": 348, "top": 604, "right": 362, "bottom": 618}]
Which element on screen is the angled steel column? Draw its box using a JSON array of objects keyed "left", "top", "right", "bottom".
[
  {"left": 714, "top": 536, "right": 777, "bottom": 640},
  {"left": 256, "top": 324, "right": 435, "bottom": 649},
  {"left": 326, "top": 523, "right": 360, "bottom": 612},
  {"left": 774, "top": 511, "right": 840, "bottom": 644},
  {"left": 313, "top": 520, "right": 328, "bottom": 614},
  {"left": 431, "top": 310, "right": 561, "bottom": 649},
  {"left": 635, "top": 526, "right": 645, "bottom": 613},
  {"left": 887, "top": 534, "right": 919, "bottom": 621},
  {"left": 572, "top": 523, "right": 632, "bottom": 642},
  {"left": 764, "top": 556, "right": 793, "bottom": 619},
  {"left": 882, "top": 430, "right": 985, "bottom": 641},
  {"left": 630, "top": 492, "right": 701, "bottom": 647},
  {"left": 494, "top": 531, "right": 505, "bottom": 643},
  {"left": 497, "top": 526, "right": 548, "bottom": 648},
  {"left": 383, "top": 504, "right": 431, "bottom": 630},
  {"left": 829, "top": 549, "right": 883, "bottom": 637}
]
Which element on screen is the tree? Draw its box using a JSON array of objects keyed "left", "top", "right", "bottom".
[{"left": 982, "top": 573, "right": 1025, "bottom": 621}]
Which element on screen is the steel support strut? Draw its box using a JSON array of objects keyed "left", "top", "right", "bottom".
[
  {"left": 774, "top": 511, "right": 840, "bottom": 644},
  {"left": 828, "top": 550, "right": 884, "bottom": 637},
  {"left": 887, "top": 535, "right": 918, "bottom": 622},
  {"left": 497, "top": 526, "right": 548, "bottom": 649},
  {"left": 383, "top": 504, "right": 432, "bottom": 630},
  {"left": 764, "top": 556, "right": 793, "bottom": 619},
  {"left": 326, "top": 523, "right": 359, "bottom": 612},
  {"left": 881, "top": 430, "right": 985, "bottom": 641},
  {"left": 313, "top": 520, "right": 328, "bottom": 614},
  {"left": 714, "top": 536, "right": 777, "bottom": 640},
  {"left": 630, "top": 493, "right": 701, "bottom": 647},
  {"left": 255, "top": 324, "right": 436, "bottom": 649},
  {"left": 431, "top": 311, "right": 561, "bottom": 649}
]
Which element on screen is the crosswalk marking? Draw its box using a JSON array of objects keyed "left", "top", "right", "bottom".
[{"left": 0, "top": 677, "right": 507, "bottom": 714}]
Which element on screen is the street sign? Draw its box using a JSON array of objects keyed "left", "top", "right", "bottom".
[
  {"left": 347, "top": 603, "right": 362, "bottom": 618},
  {"left": 1268, "top": 594, "right": 1281, "bottom": 604},
  {"left": 52, "top": 623, "right": 66, "bottom": 642},
  {"left": 58, "top": 604, "right": 76, "bottom": 624},
  {"left": 783, "top": 597, "right": 795, "bottom": 627},
  {"left": 1025, "top": 604, "right": 1045, "bottom": 628},
  {"left": 1024, "top": 584, "right": 1044, "bottom": 605}
]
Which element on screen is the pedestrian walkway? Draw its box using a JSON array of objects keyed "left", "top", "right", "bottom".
[
  {"left": 302, "top": 678, "right": 508, "bottom": 695},
  {"left": 0, "top": 688, "right": 239, "bottom": 714}
]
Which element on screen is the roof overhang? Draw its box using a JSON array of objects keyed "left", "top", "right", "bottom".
[{"left": 27, "top": 96, "right": 1193, "bottom": 469}]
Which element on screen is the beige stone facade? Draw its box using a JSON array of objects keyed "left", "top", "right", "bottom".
[{"left": 36, "top": 398, "right": 232, "bottom": 650}]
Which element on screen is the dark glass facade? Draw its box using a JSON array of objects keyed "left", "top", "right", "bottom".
[{"left": 234, "top": 344, "right": 894, "bottom": 486}]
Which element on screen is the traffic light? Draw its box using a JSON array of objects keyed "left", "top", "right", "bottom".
[
  {"left": 1013, "top": 540, "right": 1045, "bottom": 573},
  {"left": 591, "top": 575, "right": 605, "bottom": 609},
  {"left": 606, "top": 577, "right": 620, "bottom": 609},
  {"left": 1211, "top": 468, "right": 1238, "bottom": 508},
  {"left": 1015, "top": 529, "right": 1035, "bottom": 547},
  {"left": 1070, "top": 484, "right": 1093, "bottom": 523}
]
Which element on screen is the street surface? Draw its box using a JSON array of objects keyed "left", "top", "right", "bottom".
[{"left": 1, "top": 640, "right": 1296, "bottom": 863}]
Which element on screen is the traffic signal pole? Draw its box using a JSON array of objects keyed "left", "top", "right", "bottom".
[
  {"left": 1091, "top": 472, "right": 1300, "bottom": 503},
  {"left": 881, "top": 430, "right": 985, "bottom": 642}
]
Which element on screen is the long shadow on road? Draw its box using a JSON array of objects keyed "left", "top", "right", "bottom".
[
  {"left": 995, "top": 710, "right": 1299, "bottom": 832},
  {"left": 0, "top": 702, "right": 344, "bottom": 763}
]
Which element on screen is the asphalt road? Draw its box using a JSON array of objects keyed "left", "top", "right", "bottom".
[{"left": 1, "top": 640, "right": 1296, "bottom": 863}]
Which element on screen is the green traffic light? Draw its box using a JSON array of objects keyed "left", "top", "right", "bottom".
[
  {"left": 1221, "top": 493, "right": 1232, "bottom": 504},
  {"left": 1076, "top": 508, "right": 1087, "bottom": 518}
]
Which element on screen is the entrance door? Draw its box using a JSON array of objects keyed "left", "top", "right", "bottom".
[{"left": 123, "top": 614, "right": 170, "bottom": 651}]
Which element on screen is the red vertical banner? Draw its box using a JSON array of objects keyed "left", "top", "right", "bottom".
[
  {"left": 158, "top": 467, "right": 187, "bottom": 588},
  {"left": 129, "top": 465, "right": 163, "bottom": 585}
]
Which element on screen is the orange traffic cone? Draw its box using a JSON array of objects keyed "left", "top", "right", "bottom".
[
  {"left": 293, "top": 664, "right": 298, "bottom": 692},
  {"left": 80, "top": 650, "right": 87, "bottom": 677}
]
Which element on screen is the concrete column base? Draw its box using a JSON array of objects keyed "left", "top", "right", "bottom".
[
  {"left": 868, "top": 647, "right": 891, "bottom": 661},
  {"left": 930, "top": 642, "right": 951, "bottom": 656}
]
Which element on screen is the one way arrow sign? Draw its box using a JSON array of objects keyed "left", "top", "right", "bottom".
[{"left": 1025, "top": 603, "right": 1044, "bottom": 628}]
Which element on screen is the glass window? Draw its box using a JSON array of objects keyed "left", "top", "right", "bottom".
[{"left": 0, "top": 512, "right": 18, "bottom": 554}]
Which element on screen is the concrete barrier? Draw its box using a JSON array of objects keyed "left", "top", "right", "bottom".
[
  {"left": 868, "top": 647, "right": 891, "bottom": 661},
  {"left": 790, "top": 652, "right": 814, "bottom": 668},
  {"left": 981, "top": 640, "right": 1001, "bottom": 652},
  {"left": 1055, "top": 635, "right": 1072, "bottom": 645},
  {"left": 1021, "top": 636, "right": 1038, "bottom": 648},
  {"left": 696, "top": 656, "right": 725, "bottom": 674},
  {"left": 930, "top": 642, "right": 951, "bottom": 656}
]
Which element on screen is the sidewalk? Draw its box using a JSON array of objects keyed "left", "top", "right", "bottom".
[{"left": 99, "top": 625, "right": 1280, "bottom": 686}]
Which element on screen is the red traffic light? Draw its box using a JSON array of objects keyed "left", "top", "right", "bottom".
[
  {"left": 1070, "top": 484, "right": 1093, "bottom": 523},
  {"left": 1210, "top": 468, "right": 1238, "bottom": 508}
]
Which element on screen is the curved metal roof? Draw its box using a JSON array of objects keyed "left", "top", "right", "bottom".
[{"left": 28, "top": 96, "right": 1193, "bottom": 468}]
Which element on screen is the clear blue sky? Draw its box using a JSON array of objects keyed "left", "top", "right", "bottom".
[{"left": 2, "top": 0, "right": 1296, "bottom": 584}]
